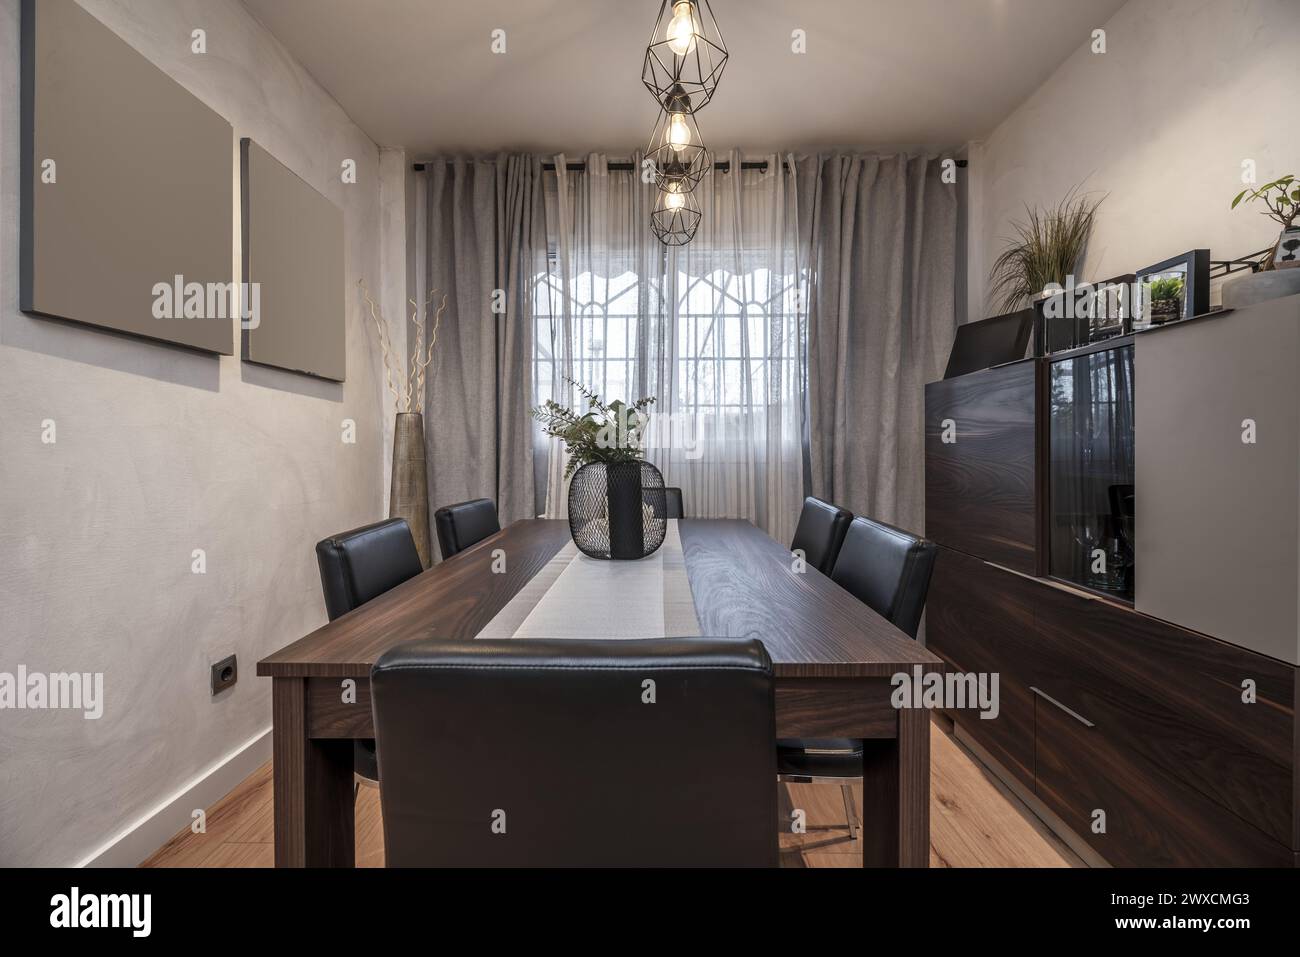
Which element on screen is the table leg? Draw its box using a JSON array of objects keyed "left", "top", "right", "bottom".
[
  {"left": 860, "top": 706, "right": 930, "bottom": 867},
  {"left": 272, "top": 677, "right": 355, "bottom": 867}
]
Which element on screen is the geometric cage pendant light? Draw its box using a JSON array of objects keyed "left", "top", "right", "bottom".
[
  {"left": 642, "top": 0, "right": 729, "bottom": 113},
  {"left": 642, "top": 0, "right": 727, "bottom": 247},
  {"left": 645, "top": 105, "right": 710, "bottom": 194},
  {"left": 650, "top": 178, "right": 702, "bottom": 246}
]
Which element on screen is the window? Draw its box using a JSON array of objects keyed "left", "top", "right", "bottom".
[{"left": 530, "top": 164, "right": 807, "bottom": 539}]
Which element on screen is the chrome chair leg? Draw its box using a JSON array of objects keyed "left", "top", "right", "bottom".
[{"left": 841, "top": 783, "right": 860, "bottom": 841}]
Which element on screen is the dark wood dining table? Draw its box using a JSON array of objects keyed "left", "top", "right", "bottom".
[{"left": 257, "top": 518, "right": 942, "bottom": 867}]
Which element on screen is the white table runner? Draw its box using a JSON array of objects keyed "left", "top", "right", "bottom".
[{"left": 475, "top": 520, "right": 702, "bottom": 640}]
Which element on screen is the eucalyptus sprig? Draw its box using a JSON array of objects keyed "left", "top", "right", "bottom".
[{"left": 531, "top": 377, "right": 656, "bottom": 480}]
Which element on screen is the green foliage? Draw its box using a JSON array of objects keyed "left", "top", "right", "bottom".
[
  {"left": 1231, "top": 175, "right": 1299, "bottom": 229},
  {"left": 530, "top": 378, "right": 656, "bottom": 480},
  {"left": 1231, "top": 175, "right": 1299, "bottom": 270},
  {"left": 988, "top": 187, "right": 1106, "bottom": 314},
  {"left": 1147, "top": 276, "right": 1184, "bottom": 302}
]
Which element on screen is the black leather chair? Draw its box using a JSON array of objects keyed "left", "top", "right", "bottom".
[
  {"left": 829, "top": 516, "right": 938, "bottom": 640},
  {"left": 315, "top": 517, "right": 424, "bottom": 785},
  {"left": 644, "top": 486, "right": 683, "bottom": 519},
  {"left": 665, "top": 487, "right": 684, "bottom": 519},
  {"left": 778, "top": 516, "right": 938, "bottom": 841},
  {"left": 789, "top": 496, "right": 853, "bottom": 574},
  {"left": 434, "top": 498, "right": 500, "bottom": 560},
  {"left": 371, "top": 637, "right": 778, "bottom": 867}
]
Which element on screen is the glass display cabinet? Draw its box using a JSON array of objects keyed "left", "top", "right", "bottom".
[{"left": 1047, "top": 342, "right": 1136, "bottom": 600}]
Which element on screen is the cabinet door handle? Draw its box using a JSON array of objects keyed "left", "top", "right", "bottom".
[{"left": 1030, "top": 686, "right": 1096, "bottom": 728}]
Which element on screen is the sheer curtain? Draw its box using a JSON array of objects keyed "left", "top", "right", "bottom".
[
  {"left": 533, "top": 151, "right": 807, "bottom": 541},
  {"left": 534, "top": 153, "right": 667, "bottom": 518}
]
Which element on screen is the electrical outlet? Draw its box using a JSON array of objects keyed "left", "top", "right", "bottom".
[{"left": 210, "top": 654, "right": 237, "bottom": 695}]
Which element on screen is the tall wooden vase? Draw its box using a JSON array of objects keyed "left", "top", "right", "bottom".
[{"left": 389, "top": 412, "right": 431, "bottom": 567}]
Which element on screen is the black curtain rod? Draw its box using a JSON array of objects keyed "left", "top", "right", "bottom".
[
  {"left": 542, "top": 160, "right": 775, "bottom": 172},
  {"left": 411, "top": 159, "right": 969, "bottom": 172},
  {"left": 410, "top": 159, "right": 774, "bottom": 173}
]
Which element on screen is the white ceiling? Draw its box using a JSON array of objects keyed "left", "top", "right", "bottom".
[{"left": 242, "top": 0, "right": 1129, "bottom": 157}]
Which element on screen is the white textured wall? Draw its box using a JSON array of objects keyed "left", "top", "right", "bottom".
[
  {"left": 967, "top": 0, "right": 1300, "bottom": 319},
  {"left": 377, "top": 146, "right": 411, "bottom": 503},
  {"left": 0, "top": 0, "right": 400, "bottom": 866}
]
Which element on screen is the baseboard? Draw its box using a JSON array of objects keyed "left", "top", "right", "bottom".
[
  {"left": 950, "top": 722, "right": 1109, "bottom": 868},
  {"left": 77, "top": 727, "right": 272, "bottom": 868}
]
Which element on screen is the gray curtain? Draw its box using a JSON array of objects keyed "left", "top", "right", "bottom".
[
  {"left": 793, "top": 154, "right": 959, "bottom": 534},
  {"left": 423, "top": 155, "right": 546, "bottom": 546}
]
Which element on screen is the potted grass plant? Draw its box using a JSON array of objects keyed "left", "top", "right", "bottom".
[{"left": 988, "top": 187, "right": 1106, "bottom": 314}]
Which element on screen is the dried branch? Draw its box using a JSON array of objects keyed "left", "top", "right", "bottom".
[
  {"left": 403, "top": 288, "right": 437, "bottom": 413},
  {"left": 360, "top": 280, "right": 445, "bottom": 415},
  {"left": 412, "top": 294, "right": 446, "bottom": 413}
]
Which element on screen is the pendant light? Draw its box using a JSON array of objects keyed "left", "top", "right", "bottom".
[
  {"left": 650, "top": 178, "right": 702, "bottom": 246},
  {"left": 646, "top": 100, "right": 709, "bottom": 193},
  {"left": 642, "top": 0, "right": 727, "bottom": 248},
  {"left": 642, "top": 0, "right": 729, "bottom": 113}
]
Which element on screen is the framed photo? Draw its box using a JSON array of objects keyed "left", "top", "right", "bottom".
[
  {"left": 1033, "top": 274, "right": 1136, "bottom": 355},
  {"left": 1134, "top": 249, "right": 1210, "bottom": 328}
]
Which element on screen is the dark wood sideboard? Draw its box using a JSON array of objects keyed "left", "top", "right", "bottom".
[{"left": 924, "top": 355, "right": 1299, "bottom": 867}]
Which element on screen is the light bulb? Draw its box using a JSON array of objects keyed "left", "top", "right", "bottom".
[
  {"left": 666, "top": 2, "right": 696, "bottom": 56},
  {"left": 667, "top": 112, "right": 691, "bottom": 152},
  {"left": 664, "top": 183, "right": 685, "bottom": 210}
]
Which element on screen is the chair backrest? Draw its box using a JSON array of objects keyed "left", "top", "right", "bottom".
[
  {"left": 315, "top": 518, "right": 423, "bottom": 621},
  {"left": 433, "top": 498, "right": 501, "bottom": 560},
  {"left": 664, "top": 487, "right": 684, "bottom": 519},
  {"left": 830, "top": 516, "right": 938, "bottom": 639},
  {"left": 790, "top": 497, "right": 853, "bottom": 575},
  {"left": 371, "top": 637, "right": 778, "bottom": 867}
]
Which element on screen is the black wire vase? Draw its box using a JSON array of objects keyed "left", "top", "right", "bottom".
[{"left": 568, "top": 461, "right": 668, "bottom": 560}]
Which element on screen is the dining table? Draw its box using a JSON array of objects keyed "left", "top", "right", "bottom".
[{"left": 257, "top": 518, "right": 943, "bottom": 867}]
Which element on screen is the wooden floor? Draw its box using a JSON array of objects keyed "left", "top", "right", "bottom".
[{"left": 142, "top": 719, "right": 1081, "bottom": 868}]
